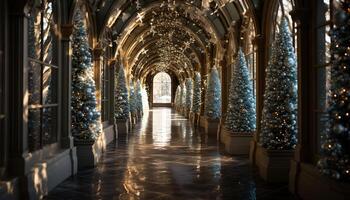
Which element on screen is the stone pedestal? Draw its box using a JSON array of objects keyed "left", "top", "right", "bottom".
[
  {"left": 289, "top": 162, "right": 350, "bottom": 200},
  {"left": 249, "top": 139, "right": 258, "bottom": 165},
  {"left": 199, "top": 115, "right": 206, "bottom": 128},
  {"left": 184, "top": 109, "right": 190, "bottom": 118},
  {"left": 191, "top": 113, "right": 200, "bottom": 127},
  {"left": 116, "top": 119, "right": 129, "bottom": 137},
  {"left": 204, "top": 117, "right": 220, "bottom": 136},
  {"left": 256, "top": 145, "right": 294, "bottom": 183},
  {"left": 221, "top": 128, "right": 254, "bottom": 155},
  {"left": 75, "top": 139, "right": 103, "bottom": 170}
]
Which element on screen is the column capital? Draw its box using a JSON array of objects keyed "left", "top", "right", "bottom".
[
  {"left": 92, "top": 48, "right": 104, "bottom": 61},
  {"left": 290, "top": 8, "right": 308, "bottom": 27},
  {"left": 252, "top": 34, "right": 264, "bottom": 46},
  {"left": 60, "top": 24, "right": 73, "bottom": 40}
]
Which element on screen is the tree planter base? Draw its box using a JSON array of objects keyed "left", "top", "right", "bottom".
[
  {"left": 249, "top": 139, "right": 258, "bottom": 165},
  {"left": 75, "top": 139, "right": 103, "bottom": 170},
  {"left": 185, "top": 109, "right": 190, "bottom": 118},
  {"left": 191, "top": 113, "right": 200, "bottom": 127},
  {"left": 116, "top": 119, "right": 129, "bottom": 137},
  {"left": 199, "top": 115, "right": 206, "bottom": 128},
  {"left": 256, "top": 145, "right": 294, "bottom": 182},
  {"left": 289, "top": 161, "right": 350, "bottom": 199},
  {"left": 204, "top": 117, "right": 220, "bottom": 136},
  {"left": 221, "top": 128, "right": 254, "bottom": 155}
]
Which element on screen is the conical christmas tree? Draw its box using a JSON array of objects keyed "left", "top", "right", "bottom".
[
  {"left": 115, "top": 66, "right": 130, "bottom": 120},
  {"left": 181, "top": 82, "right": 187, "bottom": 109},
  {"left": 135, "top": 79, "right": 143, "bottom": 113},
  {"left": 192, "top": 72, "right": 202, "bottom": 114},
  {"left": 185, "top": 78, "right": 193, "bottom": 111},
  {"left": 71, "top": 12, "right": 101, "bottom": 141},
  {"left": 129, "top": 80, "right": 137, "bottom": 114},
  {"left": 204, "top": 67, "right": 222, "bottom": 120},
  {"left": 225, "top": 49, "right": 256, "bottom": 132},
  {"left": 175, "top": 85, "right": 181, "bottom": 108},
  {"left": 260, "top": 17, "right": 297, "bottom": 150},
  {"left": 318, "top": 1, "right": 350, "bottom": 182}
]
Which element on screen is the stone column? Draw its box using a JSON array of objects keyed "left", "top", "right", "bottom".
[
  {"left": 7, "top": 3, "right": 30, "bottom": 199},
  {"left": 288, "top": 7, "right": 313, "bottom": 193},
  {"left": 109, "top": 59, "right": 116, "bottom": 125},
  {"left": 60, "top": 24, "right": 74, "bottom": 149},
  {"left": 249, "top": 35, "right": 265, "bottom": 164},
  {"left": 92, "top": 48, "right": 104, "bottom": 112},
  {"left": 8, "top": 1, "right": 28, "bottom": 178}
]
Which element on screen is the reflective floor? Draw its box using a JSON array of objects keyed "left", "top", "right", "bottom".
[{"left": 46, "top": 108, "right": 294, "bottom": 200}]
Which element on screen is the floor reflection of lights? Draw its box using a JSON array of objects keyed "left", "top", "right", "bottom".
[
  {"left": 47, "top": 107, "right": 294, "bottom": 200},
  {"left": 152, "top": 108, "right": 172, "bottom": 147}
]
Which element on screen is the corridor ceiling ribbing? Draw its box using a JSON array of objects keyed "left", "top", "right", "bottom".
[{"left": 92, "top": 0, "right": 250, "bottom": 80}]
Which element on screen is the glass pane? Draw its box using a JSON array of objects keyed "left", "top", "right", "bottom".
[
  {"left": 102, "top": 100, "right": 109, "bottom": 121},
  {"left": 28, "top": 61, "right": 42, "bottom": 104},
  {"left": 153, "top": 72, "right": 172, "bottom": 103},
  {"left": 28, "top": 108, "right": 41, "bottom": 152},
  {"left": 28, "top": 7, "right": 41, "bottom": 60},
  {"left": 42, "top": 65, "right": 58, "bottom": 104},
  {"left": 42, "top": 106, "right": 57, "bottom": 145},
  {"left": 317, "top": 112, "right": 329, "bottom": 150},
  {"left": 316, "top": 0, "right": 332, "bottom": 154},
  {"left": 273, "top": 0, "right": 297, "bottom": 57},
  {"left": 42, "top": 1, "right": 54, "bottom": 64}
]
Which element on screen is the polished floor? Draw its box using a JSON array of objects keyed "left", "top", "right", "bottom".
[{"left": 46, "top": 108, "right": 294, "bottom": 200}]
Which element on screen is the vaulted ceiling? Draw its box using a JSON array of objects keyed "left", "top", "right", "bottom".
[{"left": 90, "top": 0, "right": 254, "bottom": 81}]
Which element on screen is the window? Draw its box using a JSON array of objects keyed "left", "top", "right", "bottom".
[
  {"left": 0, "top": 0, "right": 7, "bottom": 177},
  {"left": 243, "top": 17, "right": 257, "bottom": 96},
  {"left": 27, "top": 0, "right": 59, "bottom": 152},
  {"left": 101, "top": 53, "right": 110, "bottom": 122},
  {"left": 274, "top": 0, "right": 297, "bottom": 52},
  {"left": 315, "top": 0, "right": 332, "bottom": 158},
  {"left": 153, "top": 72, "right": 172, "bottom": 103}
]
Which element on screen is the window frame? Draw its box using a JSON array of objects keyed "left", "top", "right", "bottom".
[
  {"left": 0, "top": 0, "right": 8, "bottom": 178},
  {"left": 153, "top": 72, "right": 172, "bottom": 104},
  {"left": 242, "top": 16, "right": 257, "bottom": 97},
  {"left": 313, "top": 0, "right": 333, "bottom": 164},
  {"left": 27, "top": 0, "right": 60, "bottom": 152}
]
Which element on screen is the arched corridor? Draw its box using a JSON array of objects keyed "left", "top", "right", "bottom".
[
  {"left": 0, "top": 0, "right": 349, "bottom": 199},
  {"left": 46, "top": 108, "right": 291, "bottom": 200}
]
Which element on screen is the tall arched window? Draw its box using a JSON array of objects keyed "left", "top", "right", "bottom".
[
  {"left": 273, "top": 0, "right": 297, "bottom": 52},
  {"left": 27, "top": 0, "right": 59, "bottom": 152},
  {"left": 315, "top": 0, "right": 332, "bottom": 161},
  {"left": 153, "top": 72, "right": 171, "bottom": 104},
  {"left": 101, "top": 34, "right": 113, "bottom": 123},
  {"left": 242, "top": 16, "right": 257, "bottom": 96}
]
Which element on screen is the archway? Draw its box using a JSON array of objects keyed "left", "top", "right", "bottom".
[{"left": 152, "top": 72, "right": 172, "bottom": 106}]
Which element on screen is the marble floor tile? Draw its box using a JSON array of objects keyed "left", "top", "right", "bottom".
[{"left": 45, "top": 108, "right": 295, "bottom": 200}]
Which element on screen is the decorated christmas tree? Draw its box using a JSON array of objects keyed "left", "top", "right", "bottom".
[
  {"left": 175, "top": 85, "right": 181, "bottom": 108},
  {"left": 259, "top": 17, "right": 297, "bottom": 150},
  {"left": 141, "top": 86, "right": 149, "bottom": 111},
  {"left": 135, "top": 79, "right": 143, "bottom": 113},
  {"left": 71, "top": 12, "right": 101, "bottom": 141},
  {"left": 129, "top": 80, "right": 137, "bottom": 114},
  {"left": 185, "top": 78, "right": 193, "bottom": 111},
  {"left": 225, "top": 49, "right": 256, "bottom": 132},
  {"left": 318, "top": 1, "right": 350, "bottom": 182},
  {"left": 115, "top": 66, "right": 130, "bottom": 120},
  {"left": 204, "top": 67, "right": 222, "bottom": 120},
  {"left": 181, "top": 82, "right": 187, "bottom": 109},
  {"left": 192, "top": 72, "right": 202, "bottom": 114}
]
